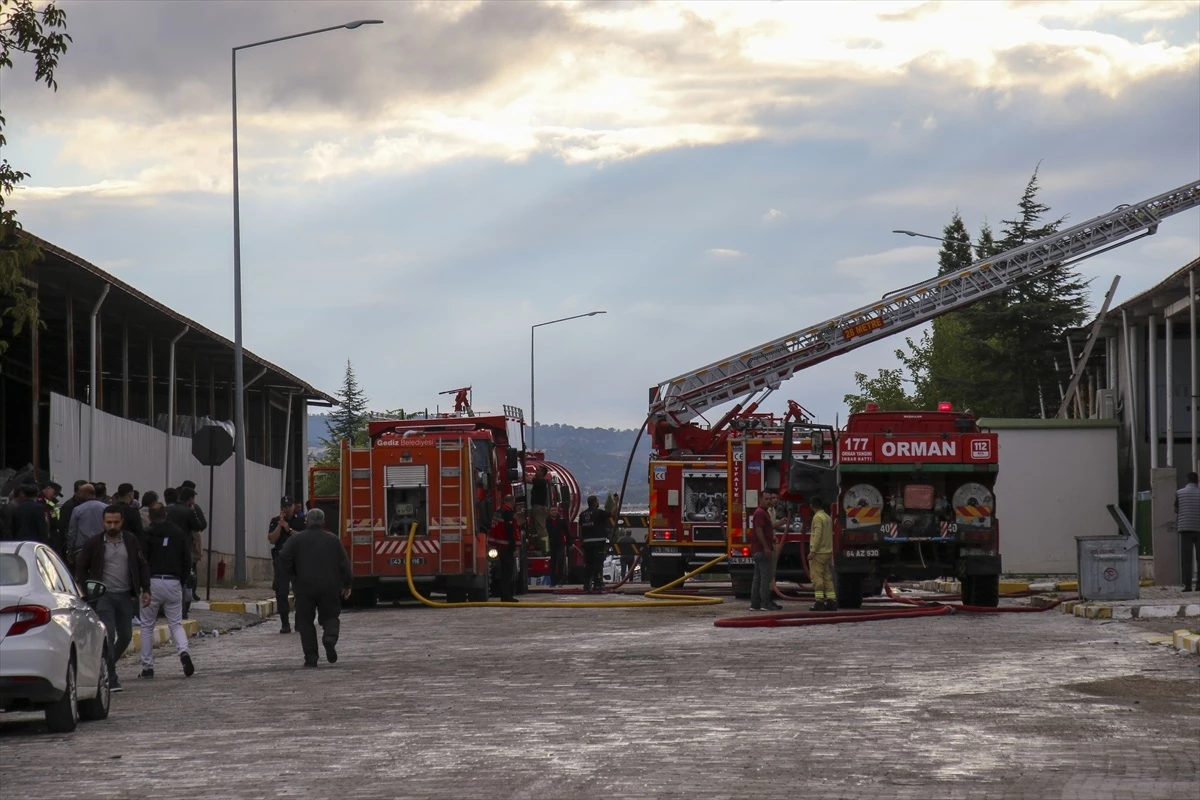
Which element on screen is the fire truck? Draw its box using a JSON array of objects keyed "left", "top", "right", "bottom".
[
  {"left": 784, "top": 402, "right": 1002, "bottom": 607},
  {"left": 725, "top": 408, "right": 837, "bottom": 597},
  {"left": 641, "top": 180, "right": 1198, "bottom": 591},
  {"left": 311, "top": 397, "right": 582, "bottom": 605}
]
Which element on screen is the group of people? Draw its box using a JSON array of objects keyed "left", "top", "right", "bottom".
[
  {"left": 749, "top": 490, "right": 835, "bottom": 612},
  {"left": 0, "top": 477, "right": 208, "bottom": 690}
]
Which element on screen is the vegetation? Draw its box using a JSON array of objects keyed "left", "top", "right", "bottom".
[
  {"left": 846, "top": 168, "right": 1090, "bottom": 418},
  {"left": 0, "top": 0, "right": 71, "bottom": 356}
]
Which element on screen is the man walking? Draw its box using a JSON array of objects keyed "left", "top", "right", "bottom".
[
  {"left": 617, "top": 526, "right": 638, "bottom": 581},
  {"left": 75, "top": 506, "right": 150, "bottom": 691},
  {"left": 1176, "top": 471, "right": 1200, "bottom": 591},
  {"left": 750, "top": 490, "right": 783, "bottom": 611},
  {"left": 113, "top": 483, "right": 144, "bottom": 540},
  {"left": 137, "top": 503, "right": 195, "bottom": 680},
  {"left": 579, "top": 496, "right": 609, "bottom": 593},
  {"left": 166, "top": 486, "right": 206, "bottom": 617},
  {"left": 808, "top": 496, "right": 836, "bottom": 611},
  {"left": 268, "top": 498, "right": 298, "bottom": 632},
  {"left": 278, "top": 509, "right": 352, "bottom": 668},
  {"left": 529, "top": 466, "right": 551, "bottom": 553}
]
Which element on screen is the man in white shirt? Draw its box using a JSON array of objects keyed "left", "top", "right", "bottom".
[{"left": 1175, "top": 472, "right": 1199, "bottom": 591}]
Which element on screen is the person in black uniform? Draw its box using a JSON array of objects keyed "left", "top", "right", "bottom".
[
  {"left": 546, "top": 505, "right": 569, "bottom": 586},
  {"left": 166, "top": 486, "right": 205, "bottom": 619},
  {"left": 489, "top": 495, "right": 520, "bottom": 602},
  {"left": 268, "top": 498, "right": 298, "bottom": 633},
  {"left": 278, "top": 508, "right": 352, "bottom": 668},
  {"left": 137, "top": 503, "right": 195, "bottom": 682},
  {"left": 578, "top": 495, "right": 609, "bottom": 593}
]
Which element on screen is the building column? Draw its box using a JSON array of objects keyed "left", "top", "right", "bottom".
[{"left": 1148, "top": 315, "right": 1158, "bottom": 469}]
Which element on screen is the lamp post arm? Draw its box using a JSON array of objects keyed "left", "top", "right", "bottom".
[{"left": 235, "top": 23, "right": 364, "bottom": 52}]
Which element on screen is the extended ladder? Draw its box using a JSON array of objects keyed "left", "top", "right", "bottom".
[{"left": 650, "top": 180, "right": 1200, "bottom": 425}]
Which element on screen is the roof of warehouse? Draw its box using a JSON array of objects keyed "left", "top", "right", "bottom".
[{"left": 17, "top": 229, "right": 337, "bottom": 406}]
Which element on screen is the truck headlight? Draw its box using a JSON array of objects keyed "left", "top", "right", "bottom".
[{"left": 488, "top": 548, "right": 499, "bottom": 559}]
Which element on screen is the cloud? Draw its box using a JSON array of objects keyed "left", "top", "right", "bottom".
[
  {"left": 707, "top": 248, "right": 744, "bottom": 257},
  {"left": 762, "top": 208, "right": 786, "bottom": 224},
  {"left": 7, "top": 0, "right": 1197, "bottom": 199}
]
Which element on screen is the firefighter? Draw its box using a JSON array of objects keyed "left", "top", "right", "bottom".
[
  {"left": 808, "top": 496, "right": 836, "bottom": 611},
  {"left": 488, "top": 495, "right": 520, "bottom": 603},
  {"left": 579, "top": 495, "right": 608, "bottom": 593}
]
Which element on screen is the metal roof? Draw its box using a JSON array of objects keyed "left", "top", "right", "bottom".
[{"left": 16, "top": 229, "right": 337, "bottom": 406}]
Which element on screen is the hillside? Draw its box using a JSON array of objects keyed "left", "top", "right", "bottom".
[{"left": 308, "top": 415, "right": 650, "bottom": 504}]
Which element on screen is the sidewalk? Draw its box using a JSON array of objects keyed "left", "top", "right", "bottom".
[
  {"left": 1059, "top": 585, "right": 1200, "bottom": 621},
  {"left": 128, "top": 586, "right": 282, "bottom": 655}
]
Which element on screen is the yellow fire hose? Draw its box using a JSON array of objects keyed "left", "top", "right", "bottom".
[{"left": 402, "top": 523, "right": 726, "bottom": 608}]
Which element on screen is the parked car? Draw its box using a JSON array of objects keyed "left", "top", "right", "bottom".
[{"left": 0, "top": 541, "right": 112, "bottom": 733}]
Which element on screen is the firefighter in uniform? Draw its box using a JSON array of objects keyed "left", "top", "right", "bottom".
[
  {"left": 488, "top": 496, "right": 520, "bottom": 603},
  {"left": 578, "top": 495, "right": 609, "bottom": 593},
  {"left": 808, "top": 496, "right": 836, "bottom": 611}
]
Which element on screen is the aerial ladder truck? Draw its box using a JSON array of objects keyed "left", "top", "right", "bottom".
[{"left": 640, "top": 179, "right": 1200, "bottom": 594}]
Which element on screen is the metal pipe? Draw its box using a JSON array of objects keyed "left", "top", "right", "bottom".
[
  {"left": 122, "top": 320, "right": 129, "bottom": 418},
  {"left": 166, "top": 325, "right": 190, "bottom": 488},
  {"left": 1122, "top": 310, "right": 1138, "bottom": 530},
  {"left": 1148, "top": 314, "right": 1158, "bottom": 469},
  {"left": 31, "top": 284, "right": 40, "bottom": 477},
  {"left": 1166, "top": 314, "right": 1174, "bottom": 468},
  {"left": 1191, "top": 269, "right": 1197, "bottom": 473},
  {"left": 88, "top": 285, "right": 110, "bottom": 479},
  {"left": 281, "top": 391, "right": 294, "bottom": 496}
]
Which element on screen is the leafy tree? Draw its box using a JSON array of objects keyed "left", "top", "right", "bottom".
[
  {"left": 313, "top": 361, "right": 371, "bottom": 495},
  {"left": 0, "top": 0, "right": 71, "bottom": 356},
  {"left": 843, "top": 367, "right": 920, "bottom": 414}
]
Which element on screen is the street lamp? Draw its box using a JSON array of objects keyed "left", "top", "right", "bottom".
[
  {"left": 530, "top": 311, "right": 606, "bottom": 451},
  {"left": 892, "top": 229, "right": 946, "bottom": 243},
  {"left": 231, "top": 19, "right": 382, "bottom": 582}
]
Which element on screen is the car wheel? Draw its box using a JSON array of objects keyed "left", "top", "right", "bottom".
[
  {"left": 79, "top": 650, "right": 112, "bottom": 722},
  {"left": 45, "top": 657, "right": 79, "bottom": 733}
]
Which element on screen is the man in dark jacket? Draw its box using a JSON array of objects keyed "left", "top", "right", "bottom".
[
  {"left": 166, "top": 487, "right": 206, "bottom": 617},
  {"left": 113, "top": 482, "right": 145, "bottom": 540},
  {"left": 278, "top": 508, "right": 352, "bottom": 668},
  {"left": 578, "top": 495, "right": 609, "bottom": 593},
  {"left": 76, "top": 506, "right": 150, "bottom": 690},
  {"left": 136, "top": 503, "right": 195, "bottom": 681},
  {"left": 488, "top": 496, "right": 520, "bottom": 602},
  {"left": 268, "top": 498, "right": 298, "bottom": 633},
  {"left": 3, "top": 485, "right": 49, "bottom": 544}
]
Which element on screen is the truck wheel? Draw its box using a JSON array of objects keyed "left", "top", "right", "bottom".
[
  {"left": 649, "top": 571, "right": 681, "bottom": 589},
  {"left": 730, "top": 574, "right": 753, "bottom": 599},
  {"left": 971, "top": 575, "right": 999, "bottom": 608},
  {"left": 836, "top": 574, "right": 863, "bottom": 609},
  {"left": 445, "top": 589, "right": 468, "bottom": 604}
]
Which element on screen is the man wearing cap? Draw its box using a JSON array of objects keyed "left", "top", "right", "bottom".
[
  {"left": 268, "top": 498, "right": 298, "bottom": 633},
  {"left": 37, "top": 482, "right": 62, "bottom": 541}
]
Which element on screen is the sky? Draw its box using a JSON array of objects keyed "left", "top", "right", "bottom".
[{"left": 5, "top": 0, "right": 1199, "bottom": 431}]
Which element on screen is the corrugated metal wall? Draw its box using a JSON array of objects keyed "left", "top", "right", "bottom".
[{"left": 50, "top": 392, "right": 279, "bottom": 560}]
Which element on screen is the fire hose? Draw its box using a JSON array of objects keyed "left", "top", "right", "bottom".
[
  {"left": 715, "top": 581, "right": 1076, "bottom": 627},
  {"left": 402, "top": 523, "right": 727, "bottom": 609}
]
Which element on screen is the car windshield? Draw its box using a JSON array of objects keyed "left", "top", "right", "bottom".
[{"left": 0, "top": 553, "right": 30, "bottom": 586}]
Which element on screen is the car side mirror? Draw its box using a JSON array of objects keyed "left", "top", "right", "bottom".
[{"left": 84, "top": 580, "right": 107, "bottom": 603}]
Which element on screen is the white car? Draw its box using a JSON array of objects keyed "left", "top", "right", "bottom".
[{"left": 0, "top": 541, "right": 112, "bottom": 733}]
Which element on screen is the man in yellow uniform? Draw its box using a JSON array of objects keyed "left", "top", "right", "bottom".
[{"left": 808, "top": 496, "right": 836, "bottom": 611}]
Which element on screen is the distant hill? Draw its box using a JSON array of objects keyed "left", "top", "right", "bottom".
[{"left": 307, "top": 414, "right": 650, "bottom": 504}]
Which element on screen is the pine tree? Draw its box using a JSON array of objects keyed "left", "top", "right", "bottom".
[{"left": 320, "top": 360, "right": 370, "bottom": 456}]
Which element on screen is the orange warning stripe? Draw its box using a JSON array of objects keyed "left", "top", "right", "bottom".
[
  {"left": 955, "top": 506, "right": 992, "bottom": 519},
  {"left": 845, "top": 506, "right": 882, "bottom": 525}
]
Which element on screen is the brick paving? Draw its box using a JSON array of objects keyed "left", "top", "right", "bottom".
[{"left": 1, "top": 595, "right": 1198, "bottom": 799}]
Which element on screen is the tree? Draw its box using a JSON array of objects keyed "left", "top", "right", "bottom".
[
  {"left": 0, "top": 0, "right": 71, "bottom": 356},
  {"left": 843, "top": 367, "right": 920, "bottom": 414},
  {"left": 313, "top": 361, "right": 370, "bottom": 495}
]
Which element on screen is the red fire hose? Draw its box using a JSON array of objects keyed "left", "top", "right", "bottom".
[{"left": 715, "top": 582, "right": 1075, "bottom": 627}]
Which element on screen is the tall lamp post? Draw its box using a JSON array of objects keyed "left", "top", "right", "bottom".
[
  {"left": 530, "top": 311, "right": 606, "bottom": 451},
  {"left": 231, "top": 19, "right": 382, "bottom": 582},
  {"left": 892, "top": 229, "right": 945, "bottom": 243}
]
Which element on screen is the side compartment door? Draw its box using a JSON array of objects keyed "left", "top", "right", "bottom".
[{"left": 345, "top": 447, "right": 376, "bottom": 575}]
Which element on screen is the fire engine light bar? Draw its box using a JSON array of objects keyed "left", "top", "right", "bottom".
[{"left": 938, "top": 401, "right": 953, "bottom": 412}]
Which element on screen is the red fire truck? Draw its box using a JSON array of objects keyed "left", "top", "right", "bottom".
[
  {"left": 726, "top": 411, "right": 837, "bottom": 597},
  {"left": 783, "top": 402, "right": 1001, "bottom": 607},
  {"left": 310, "top": 399, "right": 581, "bottom": 605}
]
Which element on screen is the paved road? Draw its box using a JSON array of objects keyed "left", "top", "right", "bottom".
[{"left": 2, "top": 594, "right": 1198, "bottom": 800}]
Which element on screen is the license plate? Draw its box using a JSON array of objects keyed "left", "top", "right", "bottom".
[
  {"left": 389, "top": 557, "right": 425, "bottom": 566},
  {"left": 843, "top": 549, "right": 879, "bottom": 558},
  {"left": 728, "top": 557, "right": 752, "bottom": 565},
  {"left": 653, "top": 547, "right": 681, "bottom": 555}
]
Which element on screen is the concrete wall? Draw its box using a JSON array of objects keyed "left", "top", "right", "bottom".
[{"left": 978, "top": 420, "right": 1121, "bottom": 574}]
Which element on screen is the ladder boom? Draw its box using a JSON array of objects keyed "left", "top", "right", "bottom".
[{"left": 650, "top": 179, "right": 1200, "bottom": 424}]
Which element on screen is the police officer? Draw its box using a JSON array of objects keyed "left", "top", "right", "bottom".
[
  {"left": 488, "top": 495, "right": 520, "bottom": 603},
  {"left": 579, "top": 495, "right": 609, "bottom": 593}
]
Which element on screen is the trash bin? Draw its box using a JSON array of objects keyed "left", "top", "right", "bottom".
[{"left": 1076, "top": 505, "right": 1141, "bottom": 602}]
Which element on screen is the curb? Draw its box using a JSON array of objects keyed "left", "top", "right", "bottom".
[
  {"left": 190, "top": 598, "right": 283, "bottom": 619},
  {"left": 919, "top": 578, "right": 1150, "bottom": 594},
  {"left": 1061, "top": 600, "right": 1200, "bottom": 620},
  {"left": 129, "top": 619, "right": 200, "bottom": 653},
  {"left": 1139, "top": 629, "right": 1200, "bottom": 656}
]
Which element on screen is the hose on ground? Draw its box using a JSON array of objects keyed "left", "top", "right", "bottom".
[{"left": 403, "top": 524, "right": 727, "bottom": 608}]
